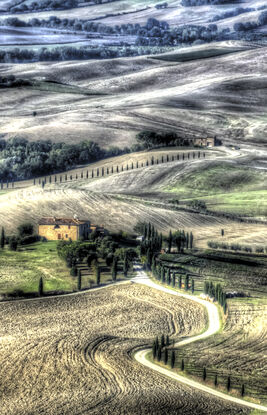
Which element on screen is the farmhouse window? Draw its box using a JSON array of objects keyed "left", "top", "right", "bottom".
[
  {"left": 66, "top": 234, "right": 68, "bottom": 238},
  {"left": 68, "top": 225, "right": 71, "bottom": 229},
  {"left": 58, "top": 234, "right": 61, "bottom": 239}
]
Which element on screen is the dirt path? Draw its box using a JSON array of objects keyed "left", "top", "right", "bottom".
[{"left": 132, "top": 267, "right": 267, "bottom": 413}]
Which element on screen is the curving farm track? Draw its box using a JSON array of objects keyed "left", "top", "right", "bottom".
[
  {"left": 0, "top": 278, "right": 251, "bottom": 415},
  {"left": 133, "top": 269, "right": 267, "bottom": 413}
]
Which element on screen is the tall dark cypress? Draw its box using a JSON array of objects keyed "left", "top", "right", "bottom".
[
  {"left": 164, "top": 348, "right": 168, "bottom": 365},
  {"left": 38, "top": 277, "right": 44, "bottom": 296},
  {"left": 171, "top": 350, "right": 175, "bottom": 369},
  {"left": 78, "top": 270, "right": 82, "bottom": 290},
  {"left": 168, "top": 230, "right": 172, "bottom": 253},
  {"left": 0, "top": 227, "right": 5, "bottom": 249}
]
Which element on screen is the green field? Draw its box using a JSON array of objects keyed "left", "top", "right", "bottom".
[
  {"left": 165, "top": 164, "right": 267, "bottom": 217},
  {"left": 0, "top": 241, "right": 133, "bottom": 297},
  {"left": 152, "top": 47, "right": 244, "bottom": 63},
  {"left": 0, "top": 241, "right": 75, "bottom": 295}
]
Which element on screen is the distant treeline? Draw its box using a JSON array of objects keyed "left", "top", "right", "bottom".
[
  {"left": 0, "top": 128, "right": 205, "bottom": 181},
  {"left": 211, "top": 6, "right": 266, "bottom": 22},
  {"left": 1, "top": 15, "right": 266, "bottom": 64},
  {"left": 0, "top": 46, "right": 148, "bottom": 63},
  {"left": 0, "top": 137, "right": 134, "bottom": 181},
  {"left": 6, "top": 0, "right": 116, "bottom": 13},
  {"left": 182, "top": 0, "right": 241, "bottom": 6}
]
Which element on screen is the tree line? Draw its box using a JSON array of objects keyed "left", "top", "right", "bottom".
[
  {"left": 204, "top": 281, "right": 227, "bottom": 313},
  {"left": 0, "top": 132, "right": 207, "bottom": 182},
  {"left": 152, "top": 335, "right": 246, "bottom": 397},
  {"left": 57, "top": 233, "right": 137, "bottom": 289},
  {"left": 1, "top": 15, "right": 266, "bottom": 64},
  {"left": 208, "top": 240, "right": 267, "bottom": 254},
  {"left": 0, "top": 223, "right": 41, "bottom": 251},
  {"left": 0, "top": 136, "right": 131, "bottom": 182}
]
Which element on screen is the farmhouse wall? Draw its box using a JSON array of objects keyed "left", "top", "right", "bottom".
[{"left": 39, "top": 224, "right": 78, "bottom": 241}]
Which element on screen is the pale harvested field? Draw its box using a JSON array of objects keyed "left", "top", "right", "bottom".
[
  {"left": 1, "top": 44, "right": 267, "bottom": 147},
  {"left": 0, "top": 184, "right": 266, "bottom": 248},
  {"left": 2, "top": 0, "right": 265, "bottom": 28},
  {"left": 178, "top": 297, "right": 267, "bottom": 403},
  {"left": 0, "top": 282, "right": 250, "bottom": 415}
]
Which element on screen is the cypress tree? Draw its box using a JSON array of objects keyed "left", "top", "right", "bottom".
[
  {"left": 168, "top": 230, "right": 172, "bottom": 252},
  {"left": 96, "top": 266, "right": 101, "bottom": 285},
  {"left": 157, "top": 347, "right": 162, "bottom": 362},
  {"left": 123, "top": 254, "right": 128, "bottom": 276},
  {"left": 164, "top": 348, "right": 168, "bottom": 365},
  {"left": 167, "top": 268, "right": 171, "bottom": 285},
  {"left": 181, "top": 359, "right": 184, "bottom": 371},
  {"left": 214, "top": 374, "right": 218, "bottom": 387},
  {"left": 38, "top": 277, "right": 44, "bottom": 296},
  {"left": 78, "top": 270, "right": 82, "bottom": 290},
  {"left": 151, "top": 256, "right": 156, "bottom": 276},
  {"left": 112, "top": 258, "right": 117, "bottom": 281},
  {"left": 148, "top": 223, "right": 151, "bottom": 240},
  {"left": 152, "top": 341, "right": 157, "bottom": 359},
  {"left": 179, "top": 275, "right": 182, "bottom": 289},
  {"left": 186, "top": 232, "right": 189, "bottom": 249},
  {"left": 166, "top": 335, "right": 170, "bottom": 346},
  {"left": 1, "top": 227, "right": 5, "bottom": 249},
  {"left": 241, "top": 384, "right": 245, "bottom": 397},
  {"left": 161, "top": 334, "right": 165, "bottom": 348},
  {"left": 161, "top": 267, "right": 165, "bottom": 283},
  {"left": 172, "top": 273, "right": 175, "bottom": 287},
  {"left": 189, "top": 232, "right": 194, "bottom": 249},
  {"left": 155, "top": 336, "right": 159, "bottom": 351},
  {"left": 191, "top": 279, "right": 195, "bottom": 294},
  {"left": 171, "top": 350, "right": 175, "bottom": 369},
  {"left": 204, "top": 281, "right": 209, "bottom": 294},
  {"left": 227, "top": 376, "right": 231, "bottom": 392},
  {"left": 223, "top": 301, "right": 227, "bottom": 315},
  {"left": 203, "top": 367, "right": 207, "bottom": 381},
  {"left": 185, "top": 274, "right": 189, "bottom": 291},
  {"left": 146, "top": 248, "right": 152, "bottom": 269}
]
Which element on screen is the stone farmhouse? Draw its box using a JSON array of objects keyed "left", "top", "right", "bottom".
[
  {"left": 38, "top": 217, "right": 91, "bottom": 241},
  {"left": 192, "top": 137, "right": 215, "bottom": 147}
]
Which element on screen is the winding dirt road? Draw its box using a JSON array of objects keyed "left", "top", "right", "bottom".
[{"left": 132, "top": 268, "right": 267, "bottom": 413}]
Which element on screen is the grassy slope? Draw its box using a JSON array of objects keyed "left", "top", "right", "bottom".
[
  {"left": 0, "top": 241, "right": 75, "bottom": 294},
  {"left": 165, "top": 164, "right": 267, "bottom": 217},
  {"left": 0, "top": 240, "right": 132, "bottom": 295}
]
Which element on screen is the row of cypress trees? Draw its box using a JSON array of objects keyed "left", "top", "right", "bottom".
[
  {"left": 204, "top": 281, "right": 227, "bottom": 314},
  {"left": 167, "top": 229, "right": 194, "bottom": 252},
  {"left": 30, "top": 151, "right": 205, "bottom": 187},
  {"left": 152, "top": 339, "right": 246, "bottom": 397},
  {"left": 152, "top": 262, "right": 195, "bottom": 293}
]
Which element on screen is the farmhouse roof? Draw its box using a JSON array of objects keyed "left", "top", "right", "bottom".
[{"left": 38, "top": 217, "right": 89, "bottom": 226}]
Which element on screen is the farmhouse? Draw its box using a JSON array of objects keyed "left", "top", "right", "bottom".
[
  {"left": 193, "top": 137, "right": 215, "bottom": 147},
  {"left": 38, "top": 217, "right": 90, "bottom": 241}
]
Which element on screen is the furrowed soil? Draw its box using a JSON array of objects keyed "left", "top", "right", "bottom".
[{"left": 0, "top": 283, "right": 249, "bottom": 415}]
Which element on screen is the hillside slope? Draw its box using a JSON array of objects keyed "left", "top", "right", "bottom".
[{"left": 1, "top": 43, "right": 267, "bottom": 147}]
